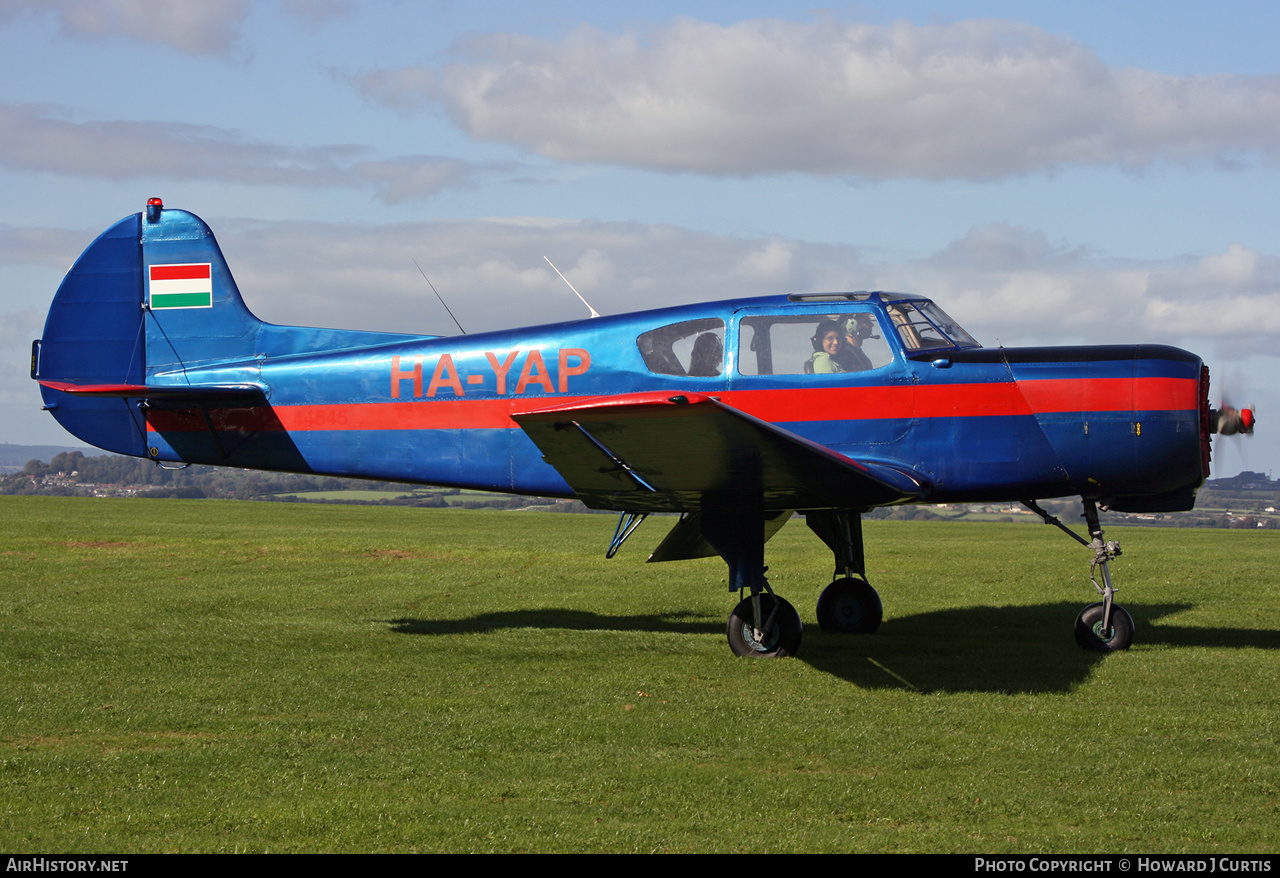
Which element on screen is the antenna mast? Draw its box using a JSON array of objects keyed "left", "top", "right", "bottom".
[
  {"left": 543, "top": 256, "right": 601, "bottom": 318},
  {"left": 413, "top": 259, "right": 466, "bottom": 335}
]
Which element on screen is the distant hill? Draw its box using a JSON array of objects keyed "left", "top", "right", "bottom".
[{"left": 0, "top": 443, "right": 104, "bottom": 471}]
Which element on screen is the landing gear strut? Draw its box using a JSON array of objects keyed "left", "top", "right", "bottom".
[
  {"left": 1024, "top": 497, "right": 1135, "bottom": 651},
  {"left": 807, "top": 510, "right": 883, "bottom": 634},
  {"left": 698, "top": 509, "right": 805, "bottom": 658}
]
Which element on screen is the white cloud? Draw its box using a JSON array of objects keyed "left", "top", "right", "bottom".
[
  {"left": 351, "top": 155, "right": 504, "bottom": 203},
  {"left": 0, "top": 224, "right": 92, "bottom": 267},
  {"left": 734, "top": 237, "right": 794, "bottom": 284},
  {"left": 0, "top": 102, "right": 503, "bottom": 202},
  {"left": 868, "top": 225, "right": 1280, "bottom": 349},
  {"left": 0, "top": 0, "right": 249, "bottom": 55},
  {"left": 1150, "top": 243, "right": 1280, "bottom": 297},
  {"left": 214, "top": 217, "right": 820, "bottom": 334},
  {"left": 282, "top": 0, "right": 351, "bottom": 29},
  {"left": 353, "top": 17, "right": 1280, "bottom": 180}
]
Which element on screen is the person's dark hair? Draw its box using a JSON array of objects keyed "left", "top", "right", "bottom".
[{"left": 811, "top": 320, "right": 844, "bottom": 352}]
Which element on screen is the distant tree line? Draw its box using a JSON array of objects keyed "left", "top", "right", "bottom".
[
  {"left": 3, "top": 454, "right": 1275, "bottom": 526},
  {"left": 2, "top": 451, "right": 442, "bottom": 503}
]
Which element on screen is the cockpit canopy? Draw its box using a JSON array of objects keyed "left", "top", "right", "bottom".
[{"left": 634, "top": 293, "right": 980, "bottom": 380}]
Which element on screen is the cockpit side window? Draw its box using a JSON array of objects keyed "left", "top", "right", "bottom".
[
  {"left": 637, "top": 318, "right": 725, "bottom": 377},
  {"left": 737, "top": 311, "right": 893, "bottom": 375}
]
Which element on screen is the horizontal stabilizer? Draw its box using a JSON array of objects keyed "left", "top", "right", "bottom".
[
  {"left": 38, "top": 380, "right": 265, "bottom": 403},
  {"left": 512, "top": 391, "right": 927, "bottom": 512}
]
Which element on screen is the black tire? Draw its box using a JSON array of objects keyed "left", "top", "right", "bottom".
[
  {"left": 727, "top": 594, "right": 802, "bottom": 658},
  {"left": 1074, "top": 602, "right": 1135, "bottom": 651},
  {"left": 816, "top": 578, "right": 882, "bottom": 634}
]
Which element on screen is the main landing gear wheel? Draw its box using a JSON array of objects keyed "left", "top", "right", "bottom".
[
  {"left": 1074, "top": 602, "right": 1135, "bottom": 652},
  {"left": 816, "top": 578, "right": 882, "bottom": 634},
  {"left": 727, "top": 594, "right": 802, "bottom": 658}
]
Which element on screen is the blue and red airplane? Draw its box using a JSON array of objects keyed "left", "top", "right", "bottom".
[{"left": 31, "top": 200, "right": 1255, "bottom": 658}]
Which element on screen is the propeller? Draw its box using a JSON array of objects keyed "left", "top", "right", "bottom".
[
  {"left": 1207, "top": 370, "right": 1257, "bottom": 475},
  {"left": 1211, "top": 404, "right": 1255, "bottom": 436},
  {"left": 1208, "top": 366, "right": 1259, "bottom": 437},
  {"left": 1210, "top": 374, "right": 1256, "bottom": 437}
]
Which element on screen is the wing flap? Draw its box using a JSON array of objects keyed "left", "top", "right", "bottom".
[
  {"left": 647, "top": 509, "right": 794, "bottom": 563},
  {"left": 512, "top": 391, "right": 926, "bottom": 512}
]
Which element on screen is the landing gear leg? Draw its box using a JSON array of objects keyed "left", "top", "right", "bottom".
[
  {"left": 1024, "top": 498, "right": 1135, "bottom": 651},
  {"left": 807, "top": 510, "right": 883, "bottom": 634},
  {"left": 1075, "top": 499, "right": 1134, "bottom": 651},
  {"left": 701, "top": 509, "right": 803, "bottom": 658}
]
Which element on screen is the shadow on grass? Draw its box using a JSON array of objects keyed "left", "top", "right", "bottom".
[
  {"left": 387, "top": 601, "right": 1280, "bottom": 694},
  {"left": 803, "top": 601, "right": 1280, "bottom": 693},
  {"left": 388, "top": 609, "right": 720, "bottom": 637}
]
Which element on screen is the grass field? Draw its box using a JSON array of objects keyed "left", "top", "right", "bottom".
[{"left": 1, "top": 496, "right": 1277, "bottom": 853}]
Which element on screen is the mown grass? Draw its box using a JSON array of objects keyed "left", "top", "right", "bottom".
[{"left": 1, "top": 497, "right": 1277, "bottom": 853}]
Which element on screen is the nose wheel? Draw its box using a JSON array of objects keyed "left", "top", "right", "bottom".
[{"left": 1074, "top": 602, "right": 1134, "bottom": 651}]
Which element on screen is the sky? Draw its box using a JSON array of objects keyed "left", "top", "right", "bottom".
[{"left": 0, "top": 0, "right": 1276, "bottom": 478}]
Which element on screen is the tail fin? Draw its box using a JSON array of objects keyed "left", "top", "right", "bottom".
[
  {"left": 35, "top": 200, "right": 430, "bottom": 459},
  {"left": 139, "top": 203, "right": 265, "bottom": 374},
  {"left": 34, "top": 202, "right": 267, "bottom": 455}
]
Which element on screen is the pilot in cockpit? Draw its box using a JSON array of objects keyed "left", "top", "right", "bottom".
[{"left": 837, "top": 314, "right": 875, "bottom": 372}]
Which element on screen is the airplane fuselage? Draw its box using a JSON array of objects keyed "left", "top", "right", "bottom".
[{"left": 135, "top": 297, "right": 1207, "bottom": 513}]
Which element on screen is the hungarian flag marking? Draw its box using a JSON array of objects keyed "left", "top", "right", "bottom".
[{"left": 149, "top": 263, "right": 213, "bottom": 309}]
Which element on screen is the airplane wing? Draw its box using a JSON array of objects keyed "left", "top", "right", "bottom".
[{"left": 512, "top": 391, "right": 927, "bottom": 513}]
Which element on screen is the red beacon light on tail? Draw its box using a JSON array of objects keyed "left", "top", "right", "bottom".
[{"left": 145, "top": 197, "right": 163, "bottom": 223}]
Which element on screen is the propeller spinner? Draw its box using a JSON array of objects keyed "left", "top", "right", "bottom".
[{"left": 1211, "top": 405, "right": 1255, "bottom": 435}]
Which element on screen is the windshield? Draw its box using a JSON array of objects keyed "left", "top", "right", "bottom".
[{"left": 885, "top": 301, "right": 980, "bottom": 351}]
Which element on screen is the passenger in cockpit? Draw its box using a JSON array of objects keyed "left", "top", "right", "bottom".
[
  {"left": 809, "top": 320, "right": 847, "bottom": 373},
  {"left": 687, "top": 332, "right": 723, "bottom": 377}
]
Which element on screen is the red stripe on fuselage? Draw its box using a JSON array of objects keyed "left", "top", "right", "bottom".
[
  {"left": 1014, "top": 377, "right": 1193, "bottom": 413},
  {"left": 143, "top": 377, "right": 1200, "bottom": 434},
  {"left": 718, "top": 377, "right": 1198, "bottom": 423}
]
